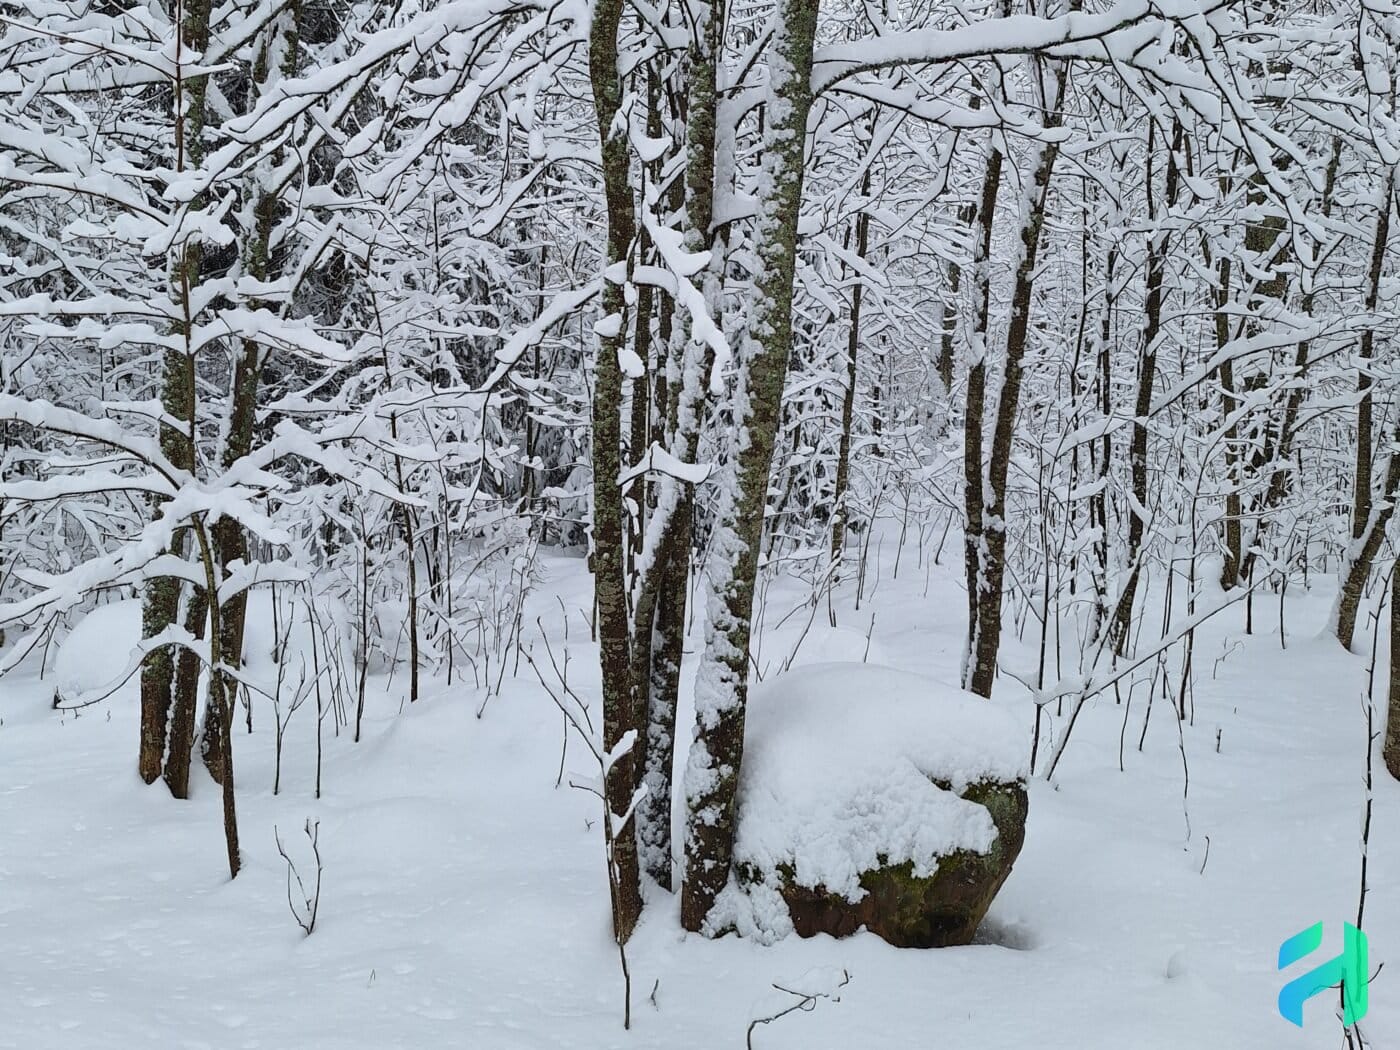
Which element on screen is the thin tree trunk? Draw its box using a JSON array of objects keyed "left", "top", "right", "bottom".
[
  {"left": 1387, "top": 560, "right": 1400, "bottom": 780},
  {"left": 1335, "top": 172, "right": 1395, "bottom": 651},
  {"left": 1351, "top": 167, "right": 1393, "bottom": 544},
  {"left": 935, "top": 202, "right": 975, "bottom": 398},
  {"left": 200, "top": 5, "right": 303, "bottom": 782},
  {"left": 589, "top": 0, "right": 643, "bottom": 941},
  {"left": 967, "top": 136, "right": 1064, "bottom": 694},
  {"left": 1337, "top": 421, "right": 1400, "bottom": 651},
  {"left": 961, "top": 139, "right": 1003, "bottom": 692},
  {"left": 1237, "top": 137, "right": 1342, "bottom": 585},
  {"left": 163, "top": 586, "right": 206, "bottom": 796},
  {"left": 1111, "top": 119, "right": 1180, "bottom": 653},
  {"left": 1090, "top": 237, "right": 1117, "bottom": 627},
  {"left": 1221, "top": 157, "right": 1293, "bottom": 590},
  {"left": 830, "top": 164, "right": 872, "bottom": 566}
]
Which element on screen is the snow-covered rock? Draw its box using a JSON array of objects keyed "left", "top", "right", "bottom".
[
  {"left": 52, "top": 598, "right": 144, "bottom": 704},
  {"left": 722, "top": 663, "right": 1029, "bottom": 947}
]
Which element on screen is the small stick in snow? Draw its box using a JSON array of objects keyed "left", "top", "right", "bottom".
[{"left": 746, "top": 971, "right": 851, "bottom": 1050}]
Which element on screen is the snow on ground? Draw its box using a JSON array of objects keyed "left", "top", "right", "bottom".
[{"left": 1, "top": 534, "right": 1396, "bottom": 1049}]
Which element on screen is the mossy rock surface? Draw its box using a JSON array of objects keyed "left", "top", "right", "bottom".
[
  {"left": 726, "top": 663, "right": 1031, "bottom": 945},
  {"left": 767, "top": 779, "right": 1028, "bottom": 948}
]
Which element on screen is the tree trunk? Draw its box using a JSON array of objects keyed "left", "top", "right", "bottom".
[
  {"left": 1221, "top": 158, "right": 1294, "bottom": 591},
  {"left": 679, "top": 0, "right": 820, "bottom": 932},
  {"left": 1336, "top": 423, "right": 1400, "bottom": 651},
  {"left": 966, "top": 124, "right": 1063, "bottom": 696},
  {"left": 1237, "top": 137, "right": 1342, "bottom": 586},
  {"left": 1383, "top": 559, "right": 1400, "bottom": 781},
  {"left": 139, "top": 0, "right": 213, "bottom": 784},
  {"left": 1351, "top": 168, "right": 1393, "bottom": 544},
  {"left": 200, "top": 6, "right": 304, "bottom": 784},
  {"left": 935, "top": 202, "right": 975, "bottom": 398},
  {"left": 1334, "top": 171, "right": 1396, "bottom": 651},
  {"left": 963, "top": 52, "right": 1068, "bottom": 696},
  {"left": 637, "top": 508, "right": 687, "bottom": 888},
  {"left": 960, "top": 139, "right": 1003, "bottom": 692},
  {"left": 830, "top": 165, "right": 872, "bottom": 566},
  {"left": 589, "top": 0, "right": 643, "bottom": 941},
  {"left": 163, "top": 586, "right": 206, "bottom": 797},
  {"left": 1111, "top": 119, "right": 1180, "bottom": 653},
  {"left": 632, "top": 0, "right": 724, "bottom": 889}
]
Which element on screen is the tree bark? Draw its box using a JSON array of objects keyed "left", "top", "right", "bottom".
[
  {"left": 960, "top": 140, "right": 1003, "bottom": 693},
  {"left": 1110, "top": 119, "right": 1180, "bottom": 653},
  {"left": 589, "top": 0, "right": 643, "bottom": 941},
  {"left": 633, "top": 0, "right": 724, "bottom": 889},
  {"left": 830, "top": 163, "right": 872, "bottom": 566},
  {"left": 1388, "top": 560, "right": 1400, "bottom": 781},
  {"left": 1237, "top": 137, "right": 1342, "bottom": 586},
  {"left": 679, "top": 0, "right": 820, "bottom": 932},
  {"left": 1351, "top": 167, "right": 1393, "bottom": 544},
  {"left": 1335, "top": 171, "right": 1396, "bottom": 651},
  {"left": 198, "top": 4, "right": 303, "bottom": 784},
  {"left": 964, "top": 53, "right": 1068, "bottom": 696},
  {"left": 139, "top": 0, "right": 213, "bottom": 784}
]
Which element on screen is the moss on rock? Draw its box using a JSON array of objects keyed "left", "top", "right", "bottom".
[{"left": 762, "top": 778, "right": 1028, "bottom": 948}]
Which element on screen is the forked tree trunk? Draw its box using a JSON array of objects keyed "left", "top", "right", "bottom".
[
  {"left": 634, "top": 0, "right": 724, "bottom": 890},
  {"left": 964, "top": 52, "right": 1068, "bottom": 697},
  {"left": 679, "top": 0, "right": 820, "bottom": 932},
  {"left": 139, "top": 0, "right": 213, "bottom": 785}
]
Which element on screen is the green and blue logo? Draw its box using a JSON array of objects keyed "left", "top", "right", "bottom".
[{"left": 1278, "top": 922, "right": 1368, "bottom": 1026}]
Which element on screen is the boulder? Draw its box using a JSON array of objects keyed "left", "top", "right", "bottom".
[
  {"left": 724, "top": 663, "right": 1029, "bottom": 947},
  {"left": 773, "top": 778, "right": 1028, "bottom": 947}
]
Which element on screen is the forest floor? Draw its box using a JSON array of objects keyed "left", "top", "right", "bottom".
[{"left": 1, "top": 529, "right": 1396, "bottom": 1049}]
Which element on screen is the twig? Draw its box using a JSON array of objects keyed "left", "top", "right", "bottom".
[{"left": 746, "top": 971, "right": 851, "bottom": 1050}]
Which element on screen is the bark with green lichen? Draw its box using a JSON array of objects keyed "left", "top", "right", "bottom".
[{"left": 679, "top": 0, "right": 822, "bottom": 932}]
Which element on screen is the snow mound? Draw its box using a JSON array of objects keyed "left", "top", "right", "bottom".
[
  {"left": 732, "top": 663, "right": 1028, "bottom": 905},
  {"left": 53, "top": 599, "right": 144, "bottom": 701}
]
